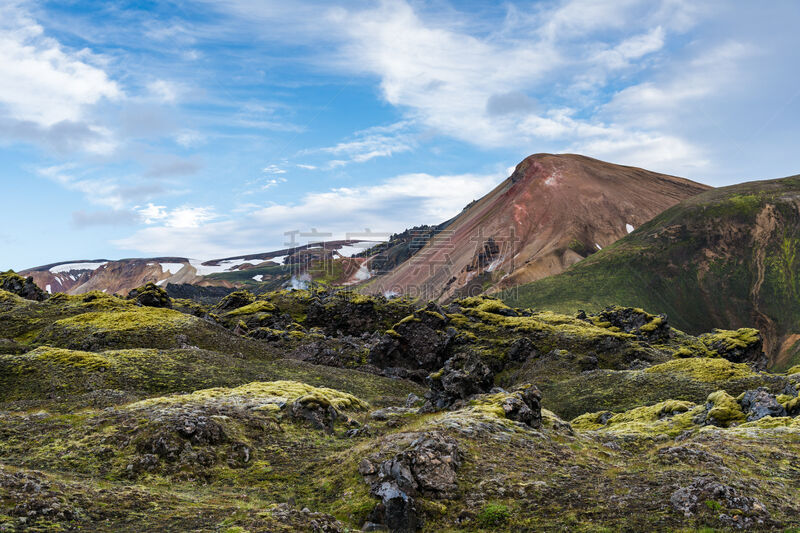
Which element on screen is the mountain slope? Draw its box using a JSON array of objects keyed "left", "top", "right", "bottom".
[
  {"left": 502, "top": 174, "right": 800, "bottom": 369},
  {"left": 361, "top": 153, "right": 710, "bottom": 301},
  {"left": 20, "top": 240, "right": 376, "bottom": 296}
]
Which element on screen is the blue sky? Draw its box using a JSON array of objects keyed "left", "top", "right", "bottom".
[{"left": 1, "top": 0, "right": 799, "bottom": 270}]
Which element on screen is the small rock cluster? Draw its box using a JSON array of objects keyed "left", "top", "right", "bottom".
[
  {"left": 359, "top": 432, "right": 461, "bottom": 532},
  {"left": 670, "top": 476, "right": 770, "bottom": 529}
]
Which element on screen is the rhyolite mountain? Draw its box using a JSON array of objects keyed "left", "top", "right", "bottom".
[
  {"left": 19, "top": 240, "right": 377, "bottom": 297},
  {"left": 19, "top": 154, "right": 710, "bottom": 303},
  {"left": 503, "top": 174, "right": 800, "bottom": 370},
  {"left": 360, "top": 153, "right": 710, "bottom": 301}
]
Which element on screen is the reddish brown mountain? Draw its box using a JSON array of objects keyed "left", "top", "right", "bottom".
[{"left": 361, "top": 153, "right": 711, "bottom": 301}]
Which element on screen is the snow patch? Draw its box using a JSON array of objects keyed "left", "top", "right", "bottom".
[
  {"left": 269, "top": 255, "right": 287, "bottom": 266},
  {"left": 626, "top": 223, "right": 635, "bottom": 234},
  {"left": 344, "top": 264, "right": 372, "bottom": 285},
  {"left": 486, "top": 257, "right": 504, "bottom": 273},
  {"left": 49, "top": 262, "right": 108, "bottom": 273},
  {"left": 595, "top": 243, "right": 602, "bottom": 250},
  {"left": 156, "top": 279, "right": 167, "bottom": 286},
  {"left": 45, "top": 284, "right": 51, "bottom": 294},
  {"left": 159, "top": 262, "right": 187, "bottom": 275},
  {"left": 252, "top": 274, "right": 263, "bottom": 282},
  {"left": 335, "top": 242, "right": 382, "bottom": 258},
  {"left": 188, "top": 259, "right": 246, "bottom": 276}
]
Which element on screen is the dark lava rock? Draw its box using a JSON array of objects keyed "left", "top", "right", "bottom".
[
  {"left": 127, "top": 283, "right": 172, "bottom": 308},
  {"left": 424, "top": 352, "right": 494, "bottom": 410},
  {"left": 288, "top": 397, "right": 340, "bottom": 434},
  {"left": 0, "top": 270, "right": 47, "bottom": 301},
  {"left": 213, "top": 290, "right": 255, "bottom": 312},
  {"left": 507, "top": 337, "right": 537, "bottom": 362},
  {"left": 739, "top": 387, "right": 787, "bottom": 421},
  {"left": 165, "top": 283, "right": 235, "bottom": 305},
  {"left": 670, "top": 476, "right": 770, "bottom": 529},
  {"left": 359, "top": 432, "right": 461, "bottom": 532},
  {"left": 590, "top": 306, "right": 670, "bottom": 342},
  {"left": 1, "top": 469, "right": 79, "bottom": 522},
  {"left": 700, "top": 329, "right": 767, "bottom": 368},
  {"left": 369, "top": 304, "right": 455, "bottom": 376},
  {"left": 501, "top": 385, "right": 543, "bottom": 428}
]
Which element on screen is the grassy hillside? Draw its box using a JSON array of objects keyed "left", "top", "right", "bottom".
[{"left": 502, "top": 175, "right": 800, "bottom": 370}]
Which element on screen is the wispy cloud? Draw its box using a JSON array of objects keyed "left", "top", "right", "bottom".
[
  {"left": 314, "top": 121, "right": 416, "bottom": 167},
  {"left": 114, "top": 170, "right": 500, "bottom": 257}
]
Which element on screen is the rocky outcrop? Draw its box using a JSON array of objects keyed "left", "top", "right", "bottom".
[
  {"left": 587, "top": 306, "right": 671, "bottom": 342},
  {"left": 369, "top": 304, "right": 455, "bottom": 379},
  {"left": 213, "top": 290, "right": 255, "bottom": 312},
  {"left": 0, "top": 270, "right": 47, "bottom": 301},
  {"left": 424, "top": 352, "right": 494, "bottom": 410},
  {"left": 499, "top": 385, "right": 543, "bottom": 428},
  {"left": 127, "top": 283, "right": 172, "bottom": 308},
  {"left": 359, "top": 432, "right": 461, "bottom": 532},
  {"left": 700, "top": 329, "right": 766, "bottom": 367},
  {"left": 739, "top": 387, "right": 786, "bottom": 421}
]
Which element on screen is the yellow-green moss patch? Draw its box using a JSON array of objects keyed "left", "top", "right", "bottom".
[
  {"left": 705, "top": 390, "right": 745, "bottom": 427},
  {"left": 645, "top": 358, "right": 755, "bottom": 382},
  {"left": 129, "top": 380, "right": 369, "bottom": 411}
]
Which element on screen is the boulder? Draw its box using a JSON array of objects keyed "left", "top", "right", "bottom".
[
  {"left": 501, "top": 385, "right": 543, "bottom": 428},
  {"left": 589, "top": 306, "right": 670, "bottom": 342},
  {"left": 424, "top": 352, "right": 494, "bottom": 410},
  {"left": 127, "top": 283, "right": 172, "bottom": 308},
  {"left": 288, "top": 397, "right": 339, "bottom": 434},
  {"left": 739, "top": 387, "right": 786, "bottom": 421},
  {"left": 699, "top": 328, "right": 767, "bottom": 368},
  {"left": 213, "top": 290, "right": 255, "bottom": 312},
  {"left": 369, "top": 305, "right": 455, "bottom": 376}
]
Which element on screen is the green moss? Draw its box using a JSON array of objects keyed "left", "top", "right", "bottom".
[
  {"left": 786, "top": 365, "right": 800, "bottom": 375},
  {"left": 644, "top": 358, "right": 755, "bottom": 382},
  {"left": 705, "top": 390, "right": 745, "bottom": 427},
  {"left": 224, "top": 300, "right": 277, "bottom": 316},
  {"left": 572, "top": 399, "right": 697, "bottom": 436},
  {"left": 476, "top": 503, "right": 510, "bottom": 527},
  {"left": 130, "top": 380, "right": 370, "bottom": 411},
  {"left": 639, "top": 316, "right": 663, "bottom": 333},
  {"left": 700, "top": 328, "right": 761, "bottom": 353},
  {"left": 19, "top": 346, "right": 112, "bottom": 371},
  {"left": 52, "top": 307, "right": 195, "bottom": 333}
]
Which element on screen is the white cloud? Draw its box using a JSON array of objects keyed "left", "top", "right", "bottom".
[
  {"left": 38, "top": 163, "right": 127, "bottom": 209},
  {"left": 262, "top": 164, "right": 287, "bottom": 175},
  {"left": 114, "top": 171, "right": 500, "bottom": 257},
  {"left": 0, "top": 2, "right": 121, "bottom": 127},
  {"left": 147, "top": 80, "right": 180, "bottom": 103},
  {"left": 175, "top": 129, "right": 205, "bottom": 147},
  {"left": 315, "top": 121, "right": 416, "bottom": 167},
  {"left": 136, "top": 203, "right": 216, "bottom": 228},
  {"left": 262, "top": 177, "right": 287, "bottom": 190},
  {"left": 296, "top": 164, "right": 317, "bottom": 170}
]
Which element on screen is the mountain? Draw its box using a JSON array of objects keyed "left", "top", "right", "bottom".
[
  {"left": 19, "top": 240, "right": 377, "bottom": 296},
  {"left": 503, "top": 174, "right": 800, "bottom": 370},
  {"left": 360, "top": 153, "right": 711, "bottom": 301}
]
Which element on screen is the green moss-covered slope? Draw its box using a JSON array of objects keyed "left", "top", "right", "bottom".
[{"left": 502, "top": 175, "right": 800, "bottom": 371}]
